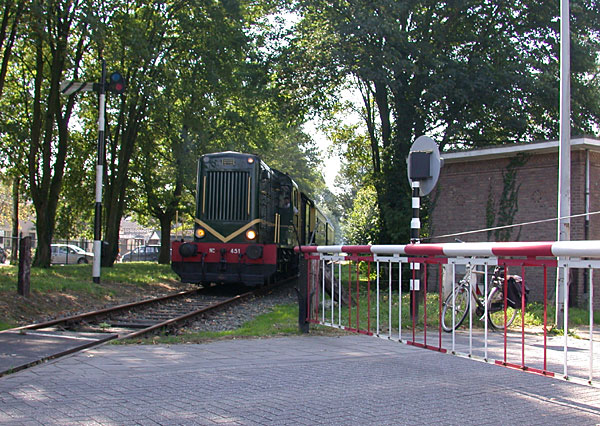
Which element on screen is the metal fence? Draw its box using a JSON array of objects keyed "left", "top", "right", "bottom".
[{"left": 297, "top": 241, "right": 600, "bottom": 387}]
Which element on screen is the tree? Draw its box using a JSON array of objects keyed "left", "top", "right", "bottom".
[
  {"left": 91, "top": 1, "right": 188, "bottom": 266},
  {"left": 288, "top": 0, "right": 600, "bottom": 243},
  {"left": 0, "top": 1, "right": 25, "bottom": 99},
  {"left": 0, "top": 0, "right": 93, "bottom": 267}
]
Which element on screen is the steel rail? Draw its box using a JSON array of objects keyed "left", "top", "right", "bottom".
[
  {"left": 3, "top": 288, "right": 202, "bottom": 333},
  {"left": 119, "top": 290, "right": 254, "bottom": 340}
]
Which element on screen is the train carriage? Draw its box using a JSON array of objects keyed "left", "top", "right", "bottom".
[{"left": 171, "top": 152, "right": 333, "bottom": 286}]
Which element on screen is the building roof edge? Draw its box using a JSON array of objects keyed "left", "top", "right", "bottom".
[{"left": 442, "top": 137, "right": 600, "bottom": 163}]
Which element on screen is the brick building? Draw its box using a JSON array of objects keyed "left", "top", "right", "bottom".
[{"left": 429, "top": 136, "right": 600, "bottom": 307}]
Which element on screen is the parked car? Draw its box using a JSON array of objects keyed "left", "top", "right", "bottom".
[
  {"left": 121, "top": 245, "right": 161, "bottom": 262},
  {"left": 51, "top": 244, "right": 94, "bottom": 264}
]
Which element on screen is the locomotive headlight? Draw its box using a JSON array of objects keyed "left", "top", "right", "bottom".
[
  {"left": 246, "top": 229, "right": 257, "bottom": 240},
  {"left": 195, "top": 228, "right": 206, "bottom": 239}
]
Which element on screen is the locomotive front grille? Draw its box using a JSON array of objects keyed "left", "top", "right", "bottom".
[{"left": 205, "top": 171, "right": 250, "bottom": 221}]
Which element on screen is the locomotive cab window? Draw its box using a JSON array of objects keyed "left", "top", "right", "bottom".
[
  {"left": 292, "top": 188, "right": 299, "bottom": 214},
  {"left": 279, "top": 186, "right": 291, "bottom": 209}
]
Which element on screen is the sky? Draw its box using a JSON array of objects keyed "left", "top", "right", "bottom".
[
  {"left": 304, "top": 87, "right": 365, "bottom": 194},
  {"left": 303, "top": 120, "right": 341, "bottom": 193}
]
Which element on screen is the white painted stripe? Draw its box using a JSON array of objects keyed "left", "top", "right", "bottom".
[
  {"left": 98, "top": 93, "right": 106, "bottom": 128},
  {"left": 412, "top": 197, "right": 420, "bottom": 208},
  {"left": 317, "top": 245, "right": 344, "bottom": 253},
  {"left": 60, "top": 81, "right": 94, "bottom": 95},
  {"left": 551, "top": 240, "right": 600, "bottom": 257},
  {"left": 441, "top": 242, "right": 496, "bottom": 257},
  {"left": 410, "top": 279, "right": 420, "bottom": 291},
  {"left": 411, "top": 218, "right": 420, "bottom": 228},
  {"left": 92, "top": 240, "right": 101, "bottom": 278},
  {"left": 370, "top": 245, "right": 407, "bottom": 255},
  {"left": 95, "top": 165, "right": 103, "bottom": 202}
]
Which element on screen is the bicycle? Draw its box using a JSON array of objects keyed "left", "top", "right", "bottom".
[{"left": 441, "top": 262, "right": 521, "bottom": 332}]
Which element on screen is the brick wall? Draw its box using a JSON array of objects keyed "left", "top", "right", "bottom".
[{"left": 429, "top": 148, "right": 599, "bottom": 309}]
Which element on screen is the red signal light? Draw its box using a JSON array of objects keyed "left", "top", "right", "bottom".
[{"left": 107, "top": 72, "right": 126, "bottom": 94}]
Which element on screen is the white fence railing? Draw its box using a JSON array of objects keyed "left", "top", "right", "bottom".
[{"left": 296, "top": 241, "right": 600, "bottom": 387}]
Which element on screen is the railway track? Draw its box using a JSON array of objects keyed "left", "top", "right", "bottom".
[
  {"left": 0, "top": 278, "right": 294, "bottom": 376},
  {"left": 12, "top": 285, "right": 258, "bottom": 339}
]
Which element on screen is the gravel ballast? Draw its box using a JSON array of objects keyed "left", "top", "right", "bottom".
[{"left": 187, "top": 279, "right": 299, "bottom": 332}]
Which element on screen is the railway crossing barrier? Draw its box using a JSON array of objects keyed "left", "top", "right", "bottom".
[{"left": 295, "top": 241, "right": 600, "bottom": 387}]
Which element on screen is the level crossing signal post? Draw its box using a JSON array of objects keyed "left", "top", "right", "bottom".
[
  {"left": 60, "top": 60, "right": 126, "bottom": 283},
  {"left": 407, "top": 136, "right": 443, "bottom": 318}
]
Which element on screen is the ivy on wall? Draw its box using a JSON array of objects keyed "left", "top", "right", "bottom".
[{"left": 486, "top": 153, "right": 530, "bottom": 241}]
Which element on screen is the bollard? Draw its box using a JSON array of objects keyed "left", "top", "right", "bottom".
[{"left": 17, "top": 236, "right": 31, "bottom": 297}]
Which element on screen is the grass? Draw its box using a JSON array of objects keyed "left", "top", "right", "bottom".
[{"left": 0, "top": 262, "right": 179, "bottom": 294}]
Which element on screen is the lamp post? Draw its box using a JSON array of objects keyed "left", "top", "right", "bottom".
[{"left": 556, "top": 0, "right": 570, "bottom": 329}]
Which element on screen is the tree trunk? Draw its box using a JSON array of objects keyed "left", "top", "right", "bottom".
[
  {"left": 159, "top": 214, "right": 172, "bottom": 264},
  {"left": 33, "top": 212, "right": 52, "bottom": 267},
  {"left": 10, "top": 177, "right": 19, "bottom": 263},
  {"left": 102, "top": 131, "right": 141, "bottom": 266}
]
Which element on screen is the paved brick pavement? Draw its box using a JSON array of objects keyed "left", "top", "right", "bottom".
[{"left": 1, "top": 335, "right": 599, "bottom": 425}]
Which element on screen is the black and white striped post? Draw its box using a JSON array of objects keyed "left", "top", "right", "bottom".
[
  {"left": 410, "top": 180, "right": 421, "bottom": 283},
  {"left": 410, "top": 180, "right": 421, "bottom": 318},
  {"left": 91, "top": 61, "right": 107, "bottom": 283},
  {"left": 60, "top": 59, "right": 112, "bottom": 284},
  {"left": 407, "top": 136, "right": 444, "bottom": 319}
]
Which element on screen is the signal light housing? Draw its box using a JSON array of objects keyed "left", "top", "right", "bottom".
[
  {"left": 107, "top": 72, "right": 126, "bottom": 94},
  {"left": 245, "top": 229, "right": 257, "bottom": 240},
  {"left": 195, "top": 228, "right": 206, "bottom": 239}
]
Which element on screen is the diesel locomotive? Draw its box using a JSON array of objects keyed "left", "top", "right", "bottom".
[{"left": 171, "top": 152, "right": 334, "bottom": 286}]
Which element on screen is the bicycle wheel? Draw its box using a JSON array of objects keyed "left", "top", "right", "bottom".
[
  {"left": 487, "top": 286, "right": 518, "bottom": 330},
  {"left": 441, "top": 284, "right": 470, "bottom": 332}
]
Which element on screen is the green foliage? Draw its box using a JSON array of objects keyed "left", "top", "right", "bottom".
[
  {"left": 524, "top": 302, "right": 600, "bottom": 327},
  {"left": 288, "top": 0, "right": 600, "bottom": 243},
  {"left": 342, "top": 185, "right": 380, "bottom": 245},
  {"left": 1, "top": 0, "right": 599, "bottom": 252},
  {"left": 1, "top": 0, "right": 325, "bottom": 265}
]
